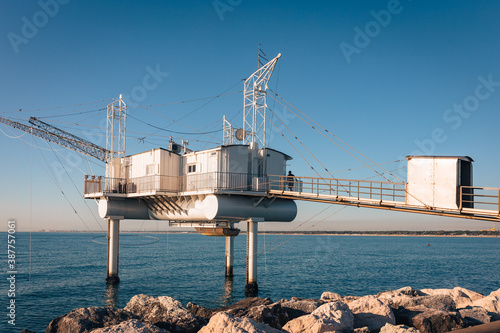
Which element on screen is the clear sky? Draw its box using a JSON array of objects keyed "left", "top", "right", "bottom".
[{"left": 1, "top": 0, "right": 499, "bottom": 232}]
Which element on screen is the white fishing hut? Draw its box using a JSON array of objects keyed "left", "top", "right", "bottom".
[
  {"left": 406, "top": 155, "right": 473, "bottom": 210},
  {"left": 99, "top": 142, "right": 295, "bottom": 220}
]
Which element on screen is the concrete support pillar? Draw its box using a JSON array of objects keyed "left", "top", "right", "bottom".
[
  {"left": 106, "top": 218, "right": 120, "bottom": 284},
  {"left": 245, "top": 220, "right": 258, "bottom": 295},
  {"left": 225, "top": 235, "right": 234, "bottom": 277}
]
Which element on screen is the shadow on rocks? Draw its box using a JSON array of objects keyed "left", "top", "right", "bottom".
[
  {"left": 45, "top": 307, "right": 140, "bottom": 333},
  {"left": 212, "top": 297, "right": 289, "bottom": 329}
]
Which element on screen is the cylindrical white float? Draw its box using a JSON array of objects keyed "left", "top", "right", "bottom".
[{"left": 149, "top": 194, "right": 297, "bottom": 222}]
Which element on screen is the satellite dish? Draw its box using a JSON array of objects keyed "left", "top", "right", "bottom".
[{"left": 235, "top": 128, "right": 245, "bottom": 141}]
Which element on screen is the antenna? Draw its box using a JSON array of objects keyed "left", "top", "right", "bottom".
[{"left": 257, "top": 43, "right": 268, "bottom": 68}]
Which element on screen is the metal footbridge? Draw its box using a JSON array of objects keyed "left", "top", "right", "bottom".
[{"left": 266, "top": 175, "right": 500, "bottom": 222}]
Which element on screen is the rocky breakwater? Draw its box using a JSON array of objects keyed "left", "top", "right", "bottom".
[{"left": 38, "top": 286, "right": 500, "bottom": 333}]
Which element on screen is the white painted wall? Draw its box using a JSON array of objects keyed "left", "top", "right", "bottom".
[
  {"left": 123, "top": 145, "right": 290, "bottom": 193},
  {"left": 406, "top": 157, "right": 470, "bottom": 210}
]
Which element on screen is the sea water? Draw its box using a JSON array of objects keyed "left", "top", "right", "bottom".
[{"left": 0, "top": 232, "right": 499, "bottom": 332}]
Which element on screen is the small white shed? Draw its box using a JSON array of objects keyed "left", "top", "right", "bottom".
[{"left": 406, "top": 156, "right": 473, "bottom": 210}]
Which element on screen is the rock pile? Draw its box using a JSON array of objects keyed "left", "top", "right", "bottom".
[{"left": 40, "top": 286, "right": 500, "bottom": 333}]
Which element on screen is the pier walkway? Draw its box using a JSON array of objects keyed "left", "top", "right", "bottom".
[{"left": 268, "top": 175, "right": 500, "bottom": 222}]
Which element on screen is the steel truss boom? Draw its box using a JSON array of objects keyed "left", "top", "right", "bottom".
[
  {"left": 243, "top": 53, "right": 281, "bottom": 147},
  {"left": 0, "top": 115, "right": 109, "bottom": 162}
]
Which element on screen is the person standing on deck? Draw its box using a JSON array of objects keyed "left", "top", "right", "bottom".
[{"left": 287, "top": 171, "right": 295, "bottom": 191}]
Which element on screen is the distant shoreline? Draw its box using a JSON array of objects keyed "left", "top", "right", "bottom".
[{"left": 5, "top": 230, "right": 499, "bottom": 237}]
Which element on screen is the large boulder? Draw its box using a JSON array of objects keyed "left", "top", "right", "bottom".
[
  {"left": 472, "top": 295, "right": 500, "bottom": 313},
  {"left": 90, "top": 319, "right": 169, "bottom": 333},
  {"left": 282, "top": 301, "right": 354, "bottom": 333},
  {"left": 394, "top": 307, "right": 464, "bottom": 333},
  {"left": 186, "top": 302, "right": 212, "bottom": 322},
  {"left": 279, "top": 297, "right": 323, "bottom": 319},
  {"left": 198, "top": 312, "right": 281, "bottom": 333},
  {"left": 46, "top": 307, "right": 140, "bottom": 333},
  {"left": 490, "top": 288, "right": 500, "bottom": 298},
  {"left": 379, "top": 323, "right": 420, "bottom": 332},
  {"left": 124, "top": 295, "right": 203, "bottom": 333},
  {"left": 411, "top": 309, "right": 464, "bottom": 333},
  {"left": 459, "top": 306, "right": 492, "bottom": 327},
  {"left": 377, "top": 287, "right": 422, "bottom": 299},
  {"left": 389, "top": 295, "right": 457, "bottom": 312},
  {"left": 320, "top": 292, "right": 342, "bottom": 302},
  {"left": 244, "top": 302, "right": 289, "bottom": 330},
  {"left": 455, "top": 287, "right": 485, "bottom": 302},
  {"left": 420, "top": 287, "right": 483, "bottom": 308},
  {"left": 214, "top": 297, "right": 273, "bottom": 317},
  {"left": 342, "top": 295, "right": 362, "bottom": 304},
  {"left": 213, "top": 297, "right": 288, "bottom": 329},
  {"left": 349, "top": 295, "right": 396, "bottom": 331}
]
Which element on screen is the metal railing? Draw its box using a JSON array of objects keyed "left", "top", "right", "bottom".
[
  {"left": 84, "top": 173, "right": 500, "bottom": 217},
  {"left": 460, "top": 186, "right": 500, "bottom": 213},
  {"left": 84, "top": 175, "right": 102, "bottom": 194},
  {"left": 182, "top": 172, "right": 251, "bottom": 192},
  {"left": 268, "top": 175, "right": 406, "bottom": 202},
  {"left": 84, "top": 172, "right": 260, "bottom": 195},
  {"left": 85, "top": 174, "right": 180, "bottom": 195}
]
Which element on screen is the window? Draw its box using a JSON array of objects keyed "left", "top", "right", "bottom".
[
  {"left": 146, "top": 164, "right": 155, "bottom": 175},
  {"left": 188, "top": 164, "right": 196, "bottom": 173}
]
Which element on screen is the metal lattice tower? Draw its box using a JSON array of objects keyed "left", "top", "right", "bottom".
[
  {"left": 106, "top": 95, "right": 127, "bottom": 180},
  {"left": 223, "top": 116, "right": 236, "bottom": 145},
  {"left": 243, "top": 53, "right": 281, "bottom": 147},
  {"left": 106, "top": 95, "right": 127, "bottom": 161}
]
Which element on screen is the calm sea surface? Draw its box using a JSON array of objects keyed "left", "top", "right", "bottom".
[{"left": 0, "top": 232, "right": 499, "bottom": 332}]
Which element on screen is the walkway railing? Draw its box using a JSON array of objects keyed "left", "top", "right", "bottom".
[
  {"left": 268, "top": 175, "right": 407, "bottom": 202},
  {"left": 460, "top": 186, "right": 500, "bottom": 213},
  {"left": 84, "top": 172, "right": 257, "bottom": 195},
  {"left": 85, "top": 175, "right": 180, "bottom": 195},
  {"left": 84, "top": 173, "right": 500, "bottom": 217}
]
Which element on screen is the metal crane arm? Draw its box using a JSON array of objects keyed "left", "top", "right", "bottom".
[{"left": 0, "top": 115, "right": 109, "bottom": 162}]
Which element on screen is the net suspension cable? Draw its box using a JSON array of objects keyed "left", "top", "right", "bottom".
[{"left": 268, "top": 90, "right": 429, "bottom": 208}]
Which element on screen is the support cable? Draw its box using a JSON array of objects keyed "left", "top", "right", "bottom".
[
  {"left": 264, "top": 114, "right": 325, "bottom": 180},
  {"left": 46, "top": 142, "right": 105, "bottom": 232},
  {"left": 29, "top": 132, "right": 33, "bottom": 287},
  {"left": 31, "top": 138, "right": 94, "bottom": 232},
  {"left": 268, "top": 91, "right": 429, "bottom": 208},
  {"left": 330, "top": 159, "right": 404, "bottom": 175},
  {"left": 0, "top": 99, "right": 113, "bottom": 114},
  {"left": 124, "top": 99, "right": 222, "bottom": 144},
  {"left": 268, "top": 91, "right": 401, "bottom": 181},
  {"left": 267, "top": 106, "right": 352, "bottom": 194},
  {"left": 136, "top": 90, "right": 242, "bottom": 108}
]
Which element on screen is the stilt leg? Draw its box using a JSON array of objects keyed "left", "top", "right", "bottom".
[
  {"left": 106, "top": 218, "right": 120, "bottom": 284},
  {"left": 245, "top": 220, "right": 258, "bottom": 295},
  {"left": 225, "top": 235, "right": 234, "bottom": 277}
]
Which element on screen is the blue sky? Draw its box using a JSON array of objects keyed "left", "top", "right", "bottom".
[{"left": 1, "top": 0, "right": 499, "bottom": 231}]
